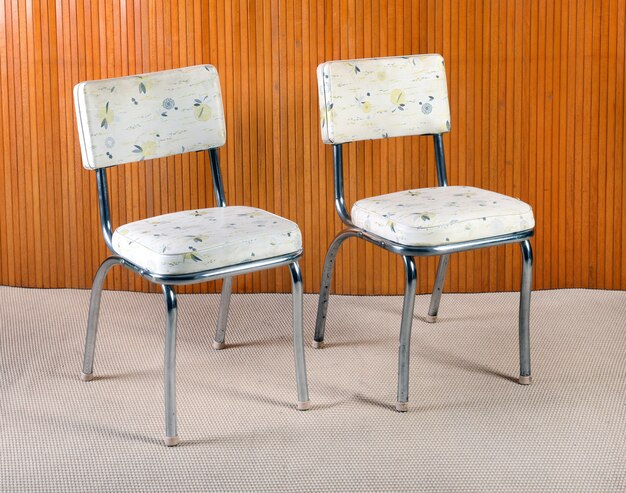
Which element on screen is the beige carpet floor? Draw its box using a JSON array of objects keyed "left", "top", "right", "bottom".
[{"left": 0, "top": 287, "right": 624, "bottom": 492}]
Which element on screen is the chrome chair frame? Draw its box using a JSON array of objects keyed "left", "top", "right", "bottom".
[
  {"left": 314, "top": 136, "right": 533, "bottom": 412},
  {"left": 80, "top": 148, "right": 310, "bottom": 446}
]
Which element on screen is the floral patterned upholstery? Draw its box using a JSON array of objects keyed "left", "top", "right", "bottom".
[
  {"left": 112, "top": 206, "right": 302, "bottom": 275},
  {"left": 351, "top": 186, "right": 534, "bottom": 246},
  {"left": 317, "top": 54, "right": 451, "bottom": 144},
  {"left": 74, "top": 65, "right": 226, "bottom": 169}
]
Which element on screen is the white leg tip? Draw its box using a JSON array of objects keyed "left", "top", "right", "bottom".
[
  {"left": 519, "top": 375, "right": 532, "bottom": 385},
  {"left": 424, "top": 314, "right": 437, "bottom": 323},
  {"left": 164, "top": 436, "right": 181, "bottom": 447},
  {"left": 212, "top": 340, "right": 226, "bottom": 350},
  {"left": 297, "top": 400, "right": 311, "bottom": 411},
  {"left": 312, "top": 340, "right": 324, "bottom": 349},
  {"left": 395, "top": 401, "right": 408, "bottom": 412},
  {"left": 80, "top": 372, "right": 94, "bottom": 382}
]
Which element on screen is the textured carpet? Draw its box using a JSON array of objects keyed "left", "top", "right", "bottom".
[{"left": 0, "top": 287, "right": 624, "bottom": 492}]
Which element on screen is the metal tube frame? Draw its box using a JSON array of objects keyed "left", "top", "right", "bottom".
[
  {"left": 288, "top": 261, "right": 311, "bottom": 409},
  {"left": 316, "top": 136, "right": 534, "bottom": 409},
  {"left": 162, "top": 284, "right": 179, "bottom": 446},
  {"left": 396, "top": 255, "right": 417, "bottom": 412},
  {"left": 83, "top": 149, "right": 310, "bottom": 446},
  {"left": 518, "top": 239, "right": 533, "bottom": 384}
]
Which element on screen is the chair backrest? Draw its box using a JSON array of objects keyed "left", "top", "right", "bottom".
[
  {"left": 74, "top": 65, "right": 226, "bottom": 169},
  {"left": 317, "top": 54, "right": 451, "bottom": 145}
]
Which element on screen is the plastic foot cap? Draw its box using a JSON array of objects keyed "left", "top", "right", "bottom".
[
  {"left": 395, "top": 401, "right": 408, "bottom": 412},
  {"left": 424, "top": 314, "right": 437, "bottom": 323},
  {"left": 519, "top": 375, "right": 532, "bottom": 385},
  {"left": 164, "top": 436, "right": 181, "bottom": 447},
  {"left": 80, "top": 372, "right": 94, "bottom": 382},
  {"left": 312, "top": 340, "right": 324, "bottom": 349},
  {"left": 212, "top": 340, "right": 226, "bottom": 350},
  {"left": 297, "top": 400, "right": 311, "bottom": 411}
]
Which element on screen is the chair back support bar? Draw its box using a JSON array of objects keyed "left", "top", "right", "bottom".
[
  {"left": 74, "top": 64, "right": 226, "bottom": 169},
  {"left": 317, "top": 54, "right": 451, "bottom": 145},
  {"left": 95, "top": 168, "right": 114, "bottom": 250},
  {"left": 209, "top": 148, "right": 227, "bottom": 207},
  {"left": 332, "top": 144, "right": 353, "bottom": 226},
  {"left": 433, "top": 133, "right": 448, "bottom": 187}
]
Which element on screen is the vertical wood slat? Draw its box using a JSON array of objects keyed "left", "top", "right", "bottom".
[{"left": 0, "top": 0, "right": 625, "bottom": 295}]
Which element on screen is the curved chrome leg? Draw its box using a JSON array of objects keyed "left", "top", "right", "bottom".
[
  {"left": 518, "top": 240, "right": 533, "bottom": 385},
  {"left": 162, "top": 284, "right": 180, "bottom": 446},
  {"left": 314, "top": 230, "right": 357, "bottom": 348},
  {"left": 212, "top": 276, "right": 233, "bottom": 350},
  {"left": 80, "top": 256, "right": 123, "bottom": 382},
  {"left": 396, "top": 256, "right": 417, "bottom": 412},
  {"left": 426, "top": 254, "right": 449, "bottom": 323},
  {"left": 289, "top": 261, "right": 311, "bottom": 410}
]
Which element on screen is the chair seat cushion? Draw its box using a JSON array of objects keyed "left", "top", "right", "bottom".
[
  {"left": 112, "top": 206, "right": 302, "bottom": 275},
  {"left": 351, "top": 186, "right": 534, "bottom": 246}
]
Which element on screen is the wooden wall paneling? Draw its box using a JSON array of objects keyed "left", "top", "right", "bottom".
[
  {"left": 551, "top": 1, "right": 560, "bottom": 290},
  {"left": 575, "top": 0, "right": 588, "bottom": 290},
  {"left": 534, "top": 0, "right": 544, "bottom": 291},
  {"left": 565, "top": 1, "right": 576, "bottom": 288},
  {"left": 522, "top": 0, "right": 533, "bottom": 290},
  {"left": 605, "top": 0, "right": 619, "bottom": 289},
  {"left": 578, "top": 1, "right": 588, "bottom": 283},
  {"left": 604, "top": 0, "right": 626, "bottom": 289},
  {"left": 542, "top": 0, "right": 552, "bottom": 289},
  {"left": 6, "top": 2, "right": 19, "bottom": 285},
  {"left": 0, "top": 0, "right": 625, "bottom": 295},
  {"left": 10, "top": 1, "right": 24, "bottom": 287},
  {"left": 0, "top": 1, "right": 11, "bottom": 285}
]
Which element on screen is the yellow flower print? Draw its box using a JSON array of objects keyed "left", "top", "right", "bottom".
[
  {"left": 355, "top": 94, "right": 372, "bottom": 113},
  {"left": 132, "top": 141, "right": 157, "bottom": 159},
  {"left": 136, "top": 76, "right": 153, "bottom": 94},
  {"left": 390, "top": 89, "right": 406, "bottom": 112},
  {"left": 142, "top": 141, "right": 156, "bottom": 157},
  {"left": 376, "top": 71, "right": 387, "bottom": 81},
  {"left": 194, "top": 96, "right": 212, "bottom": 121},
  {"left": 391, "top": 89, "right": 406, "bottom": 104},
  {"left": 183, "top": 252, "right": 202, "bottom": 263},
  {"left": 346, "top": 62, "right": 361, "bottom": 74},
  {"left": 97, "top": 102, "right": 114, "bottom": 129}
]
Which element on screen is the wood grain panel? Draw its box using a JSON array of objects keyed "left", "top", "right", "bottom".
[{"left": 0, "top": 0, "right": 625, "bottom": 295}]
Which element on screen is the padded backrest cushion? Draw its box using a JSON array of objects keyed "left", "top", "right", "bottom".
[
  {"left": 317, "top": 54, "right": 451, "bottom": 144},
  {"left": 74, "top": 65, "right": 226, "bottom": 169}
]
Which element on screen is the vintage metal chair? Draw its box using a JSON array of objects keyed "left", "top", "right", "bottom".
[
  {"left": 315, "top": 54, "right": 534, "bottom": 411},
  {"left": 74, "top": 65, "right": 310, "bottom": 446}
]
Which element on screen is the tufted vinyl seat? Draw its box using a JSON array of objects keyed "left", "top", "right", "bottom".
[
  {"left": 112, "top": 206, "right": 302, "bottom": 276},
  {"left": 351, "top": 186, "right": 534, "bottom": 246}
]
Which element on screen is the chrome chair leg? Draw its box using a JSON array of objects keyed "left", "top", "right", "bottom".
[
  {"left": 162, "top": 284, "right": 180, "bottom": 447},
  {"left": 396, "top": 255, "right": 417, "bottom": 412},
  {"left": 426, "top": 254, "right": 449, "bottom": 323},
  {"left": 80, "top": 256, "right": 123, "bottom": 382},
  {"left": 212, "top": 276, "right": 233, "bottom": 350},
  {"left": 518, "top": 240, "right": 533, "bottom": 385},
  {"left": 314, "top": 230, "right": 355, "bottom": 348},
  {"left": 288, "top": 261, "right": 311, "bottom": 410}
]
